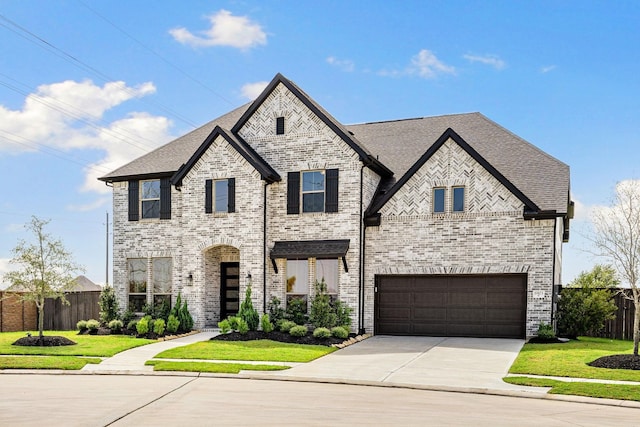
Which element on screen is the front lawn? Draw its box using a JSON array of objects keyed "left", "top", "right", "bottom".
[
  {"left": 0, "top": 355, "right": 101, "bottom": 370},
  {"left": 155, "top": 339, "right": 336, "bottom": 363},
  {"left": 504, "top": 376, "right": 640, "bottom": 401},
  {"left": 146, "top": 360, "right": 291, "bottom": 373},
  {"left": 0, "top": 331, "right": 156, "bottom": 357},
  {"left": 508, "top": 337, "right": 640, "bottom": 382}
]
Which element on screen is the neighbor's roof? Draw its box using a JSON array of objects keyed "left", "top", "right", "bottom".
[{"left": 347, "top": 113, "right": 570, "bottom": 214}]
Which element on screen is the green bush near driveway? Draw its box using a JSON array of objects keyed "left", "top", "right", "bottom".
[
  {"left": 155, "top": 339, "right": 336, "bottom": 363},
  {"left": 145, "top": 360, "right": 290, "bottom": 374},
  {"left": 509, "top": 337, "right": 640, "bottom": 382}
]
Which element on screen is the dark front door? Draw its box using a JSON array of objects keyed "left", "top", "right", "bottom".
[{"left": 221, "top": 262, "right": 240, "bottom": 319}]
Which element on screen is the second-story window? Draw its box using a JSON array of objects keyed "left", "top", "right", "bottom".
[
  {"left": 433, "top": 187, "right": 446, "bottom": 213},
  {"left": 302, "top": 171, "right": 325, "bottom": 213},
  {"left": 141, "top": 180, "right": 161, "bottom": 219},
  {"left": 452, "top": 186, "right": 465, "bottom": 212},
  {"left": 205, "top": 178, "right": 236, "bottom": 213}
]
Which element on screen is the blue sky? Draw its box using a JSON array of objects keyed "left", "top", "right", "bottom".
[{"left": 0, "top": 1, "right": 639, "bottom": 287}]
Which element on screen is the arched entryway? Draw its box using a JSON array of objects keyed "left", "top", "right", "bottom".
[{"left": 203, "top": 245, "right": 240, "bottom": 327}]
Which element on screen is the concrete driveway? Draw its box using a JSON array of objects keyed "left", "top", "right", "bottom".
[{"left": 272, "top": 335, "right": 543, "bottom": 393}]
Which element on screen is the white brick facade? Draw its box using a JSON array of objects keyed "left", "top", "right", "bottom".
[{"left": 109, "top": 77, "right": 567, "bottom": 337}]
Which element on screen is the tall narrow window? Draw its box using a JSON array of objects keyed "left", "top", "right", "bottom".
[
  {"left": 128, "top": 259, "right": 147, "bottom": 312},
  {"left": 286, "top": 259, "right": 309, "bottom": 295},
  {"left": 302, "top": 171, "right": 325, "bottom": 213},
  {"left": 276, "top": 116, "right": 285, "bottom": 135},
  {"left": 453, "top": 186, "right": 465, "bottom": 212},
  {"left": 215, "top": 179, "right": 229, "bottom": 212},
  {"left": 316, "top": 259, "right": 338, "bottom": 294},
  {"left": 152, "top": 258, "right": 172, "bottom": 307},
  {"left": 433, "top": 187, "right": 446, "bottom": 213},
  {"left": 141, "top": 180, "right": 161, "bottom": 219}
]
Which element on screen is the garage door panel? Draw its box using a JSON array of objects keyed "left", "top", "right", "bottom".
[{"left": 376, "top": 274, "right": 526, "bottom": 339}]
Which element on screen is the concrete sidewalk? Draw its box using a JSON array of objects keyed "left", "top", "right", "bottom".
[{"left": 82, "top": 331, "right": 218, "bottom": 372}]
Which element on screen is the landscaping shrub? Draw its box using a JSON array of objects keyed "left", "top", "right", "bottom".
[
  {"left": 557, "top": 286, "right": 616, "bottom": 339},
  {"left": 86, "top": 319, "right": 100, "bottom": 333},
  {"left": 261, "top": 314, "right": 274, "bottom": 333},
  {"left": 238, "top": 284, "right": 260, "bottom": 331},
  {"left": 108, "top": 319, "right": 123, "bottom": 333},
  {"left": 136, "top": 317, "right": 150, "bottom": 336},
  {"left": 166, "top": 314, "right": 180, "bottom": 334},
  {"left": 289, "top": 325, "right": 308, "bottom": 337},
  {"left": 267, "top": 296, "right": 286, "bottom": 326},
  {"left": 76, "top": 320, "right": 87, "bottom": 331},
  {"left": 313, "top": 327, "right": 331, "bottom": 339},
  {"left": 218, "top": 319, "right": 231, "bottom": 334},
  {"left": 279, "top": 320, "right": 297, "bottom": 333},
  {"left": 237, "top": 318, "right": 249, "bottom": 334},
  {"left": 99, "top": 285, "right": 120, "bottom": 325},
  {"left": 170, "top": 293, "right": 194, "bottom": 333},
  {"left": 536, "top": 322, "right": 556, "bottom": 340},
  {"left": 227, "top": 316, "right": 240, "bottom": 331},
  {"left": 331, "top": 326, "right": 349, "bottom": 339},
  {"left": 309, "top": 280, "right": 337, "bottom": 329},
  {"left": 121, "top": 307, "right": 134, "bottom": 325},
  {"left": 154, "top": 318, "right": 166, "bottom": 336},
  {"left": 153, "top": 299, "right": 172, "bottom": 322},
  {"left": 127, "top": 320, "right": 138, "bottom": 332},
  {"left": 332, "top": 300, "right": 353, "bottom": 329},
  {"left": 286, "top": 297, "right": 308, "bottom": 325},
  {"left": 148, "top": 318, "right": 156, "bottom": 335}
]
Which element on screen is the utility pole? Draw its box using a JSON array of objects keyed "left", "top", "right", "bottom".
[{"left": 106, "top": 211, "right": 109, "bottom": 287}]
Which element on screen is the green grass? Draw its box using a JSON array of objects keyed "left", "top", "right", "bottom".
[
  {"left": 505, "top": 376, "right": 640, "bottom": 401},
  {"left": 146, "top": 360, "right": 291, "bottom": 373},
  {"left": 0, "top": 331, "right": 156, "bottom": 357},
  {"left": 509, "top": 337, "right": 640, "bottom": 381},
  {"left": 155, "top": 339, "right": 336, "bottom": 362},
  {"left": 0, "top": 355, "right": 102, "bottom": 370}
]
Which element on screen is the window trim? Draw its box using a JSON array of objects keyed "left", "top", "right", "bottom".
[
  {"left": 140, "top": 179, "right": 161, "bottom": 219},
  {"left": 452, "top": 186, "right": 465, "bottom": 213},
  {"left": 128, "top": 258, "right": 148, "bottom": 312},
  {"left": 301, "top": 170, "right": 326, "bottom": 213},
  {"left": 433, "top": 187, "right": 446, "bottom": 213}
]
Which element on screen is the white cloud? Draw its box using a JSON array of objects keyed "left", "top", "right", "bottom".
[
  {"left": 240, "top": 81, "right": 269, "bottom": 100},
  {"left": 463, "top": 54, "right": 506, "bottom": 70},
  {"left": 327, "top": 56, "right": 355, "bottom": 72},
  {"left": 541, "top": 65, "right": 557, "bottom": 73},
  {"left": 169, "top": 10, "right": 267, "bottom": 49},
  {"left": 379, "top": 49, "right": 455, "bottom": 79},
  {"left": 0, "top": 79, "right": 175, "bottom": 202},
  {"left": 0, "top": 258, "right": 15, "bottom": 289},
  {"left": 67, "top": 197, "right": 111, "bottom": 212}
]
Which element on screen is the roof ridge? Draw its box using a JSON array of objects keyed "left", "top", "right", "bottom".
[{"left": 347, "top": 112, "right": 481, "bottom": 127}]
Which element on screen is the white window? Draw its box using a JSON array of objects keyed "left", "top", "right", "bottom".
[
  {"left": 141, "top": 180, "right": 161, "bottom": 219},
  {"left": 316, "top": 259, "right": 338, "bottom": 294},
  {"left": 286, "top": 259, "right": 309, "bottom": 295},
  {"left": 302, "top": 171, "right": 325, "bottom": 213},
  {"left": 128, "top": 259, "right": 147, "bottom": 312},
  {"left": 152, "top": 258, "right": 172, "bottom": 307}
]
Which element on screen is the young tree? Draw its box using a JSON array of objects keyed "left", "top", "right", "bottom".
[
  {"left": 3, "top": 217, "right": 83, "bottom": 343},
  {"left": 588, "top": 180, "right": 640, "bottom": 355}
]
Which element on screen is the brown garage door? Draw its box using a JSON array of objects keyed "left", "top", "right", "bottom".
[{"left": 375, "top": 275, "right": 526, "bottom": 338}]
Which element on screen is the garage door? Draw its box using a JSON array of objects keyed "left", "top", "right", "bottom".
[{"left": 375, "top": 275, "right": 526, "bottom": 338}]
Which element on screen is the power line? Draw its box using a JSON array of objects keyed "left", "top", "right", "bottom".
[
  {"left": 77, "top": 0, "right": 234, "bottom": 107},
  {"left": 0, "top": 13, "right": 200, "bottom": 128}
]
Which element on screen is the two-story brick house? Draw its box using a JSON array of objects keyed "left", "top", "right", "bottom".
[{"left": 100, "top": 73, "right": 571, "bottom": 338}]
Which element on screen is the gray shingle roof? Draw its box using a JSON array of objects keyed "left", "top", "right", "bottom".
[
  {"left": 346, "top": 113, "right": 570, "bottom": 214},
  {"left": 100, "top": 77, "right": 569, "bottom": 215}
]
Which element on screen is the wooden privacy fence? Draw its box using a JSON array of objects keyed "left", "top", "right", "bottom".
[
  {"left": 591, "top": 289, "right": 635, "bottom": 341},
  {"left": 0, "top": 291, "right": 100, "bottom": 332},
  {"left": 43, "top": 291, "right": 101, "bottom": 330}
]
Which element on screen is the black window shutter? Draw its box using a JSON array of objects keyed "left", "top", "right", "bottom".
[
  {"left": 160, "top": 177, "right": 172, "bottom": 220},
  {"left": 128, "top": 180, "right": 139, "bottom": 221},
  {"left": 287, "top": 172, "right": 300, "bottom": 214},
  {"left": 276, "top": 117, "right": 285, "bottom": 135},
  {"left": 205, "top": 179, "right": 213, "bottom": 213},
  {"left": 325, "top": 169, "right": 339, "bottom": 213},
  {"left": 227, "top": 178, "right": 235, "bottom": 213}
]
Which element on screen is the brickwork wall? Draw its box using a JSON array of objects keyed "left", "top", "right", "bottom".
[
  {"left": 0, "top": 292, "right": 37, "bottom": 332},
  {"left": 365, "top": 138, "right": 557, "bottom": 336}
]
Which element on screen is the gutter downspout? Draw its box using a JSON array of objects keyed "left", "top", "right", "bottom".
[
  {"left": 263, "top": 181, "right": 269, "bottom": 314},
  {"left": 358, "top": 164, "right": 366, "bottom": 335},
  {"left": 551, "top": 217, "right": 558, "bottom": 328}
]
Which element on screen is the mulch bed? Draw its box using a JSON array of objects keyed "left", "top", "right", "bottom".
[
  {"left": 212, "top": 330, "right": 353, "bottom": 347},
  {"left": 527, "top": 337, "right": 569, "bottom": 344},
  {"left": 589, "top": 354, "right": 640, "bottom": 370},
  {"left": 12, "top": 336, "right": 77, "bottom": 347}
]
